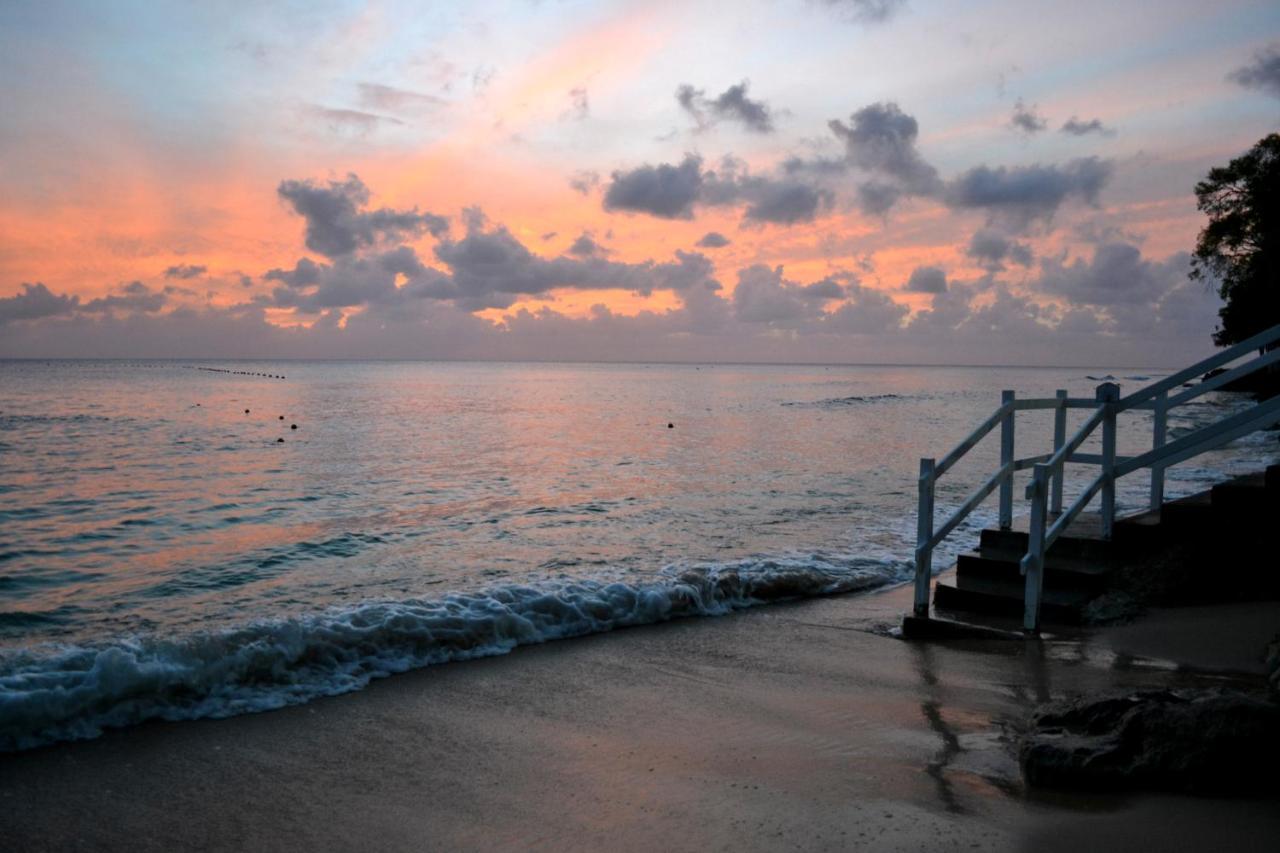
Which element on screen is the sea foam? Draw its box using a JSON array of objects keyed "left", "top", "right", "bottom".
[{"left": 0, "top": 553, "right": 909, "bottom": 752}]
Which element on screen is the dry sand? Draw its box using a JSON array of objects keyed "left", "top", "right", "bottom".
[{"left": 1, "top": 582, "right": 1277, "bottom": 852}]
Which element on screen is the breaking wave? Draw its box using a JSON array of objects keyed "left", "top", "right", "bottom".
[
  {"left": 0, "top": 553, "right": 910, "bottom": 752},
  {"left": 783, "top": 394, "right": 906, "bottom": 409}
]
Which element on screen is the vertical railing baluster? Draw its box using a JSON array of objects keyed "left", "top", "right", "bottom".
[
  {"left": 1022, "top": 463, "right": 1050, "bottom": 634},
  {"left": 1097, "top": 382, "right": 1120, "bottom": 538},
  {"left": 1051, "top": 389, "right": 1067, "bottom": 515},
  {"left": 1150, "top": 390, "right": 1167, "bottom": 512},
  {"left": 914, "top": 457, "right": 935, "bottom": 619},
  {"left": 999, "top": 390, "right": 1015, "bottom": 530}
]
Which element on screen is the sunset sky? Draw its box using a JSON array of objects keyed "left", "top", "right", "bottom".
[{"left": 2, "top": 0, "right": 1278, "bottom": 364}]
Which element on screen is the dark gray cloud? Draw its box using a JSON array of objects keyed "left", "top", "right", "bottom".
[
  {"left": 855, "top": 181, "right": 902, "bottom": 216},
  {"left": 696, "top": 232, "right": 731, "bottom": 248},
  {"left": 264, "top": 256, "right": 323, "bottom": 288},
  {"left": 966, "top": 228, "right": 1033, "bottom": 270},
  {"left": 904, "top": 265, "right": 947, "bottom": 294},
  {"left": 822, "top": 280, "right": 909, "bottom": 333},
  {"left": 734, "top": 176, "right": 832, "bottom": 224},
  {"left": 943, "top": 157, "right": 1112, "bottom": 230},
  {"left": 1033, "top": 242, "right": 1187, "bottom": 306},
  {"left": 567, "top": 232, "right": 604, "bottom": 258},
  {"left": 432, "top": 219, "right": 719, "bottom": 310},
  {"left": 732, "top": 265, "right": 844, "bottom": 324},
  {"left": 677, "top": 81, "right": 775, "bottom": 133},
  {"left": 604, "top": 155, "right": 830, "bottom": 224},
  {"left": 1010, "top": 98, "right": 1047, "bottom": 134},
  {"left": 356, "top": 82, "right": 445, "bottom": 113},
  {"left": 829, "top": 102, "right": 940, "bottom": 193},
  {"left": 81, "top": 282, "right": 167, "bottom": 314},
  {"left": 261, "top": 249, "right": 444, "bottom": 312},
  {"left": 818, "top": 0, "right": 907, "bottom": 23},
  {"left": 277, "top": 173, "right": 449, "bottom": 258},
  {"left": 604, "top": 155, "right": 704, "bottom": 219},
  {"left": 823, "top": 101, "right": 941, "bottom": 212},
  {"left": 1060, "top": 116, "right": 1114, "bottom": 136},
  {"left": 0, "top": 282, "right": 79, "bottom": 324},
  {"left": 164, "top": 263, "right": 207, "bottom": 279},
  {"left": 1229, "top": 43, "right": 1280, "bottom": 98}
]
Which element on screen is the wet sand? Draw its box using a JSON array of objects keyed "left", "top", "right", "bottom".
[{"left": 1, "top": 583, "right": 1277, "bottom": 852}]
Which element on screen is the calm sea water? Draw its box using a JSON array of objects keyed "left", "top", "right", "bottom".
[{"left": 0, "top": 360, "right": 1273, "bottom": 749}]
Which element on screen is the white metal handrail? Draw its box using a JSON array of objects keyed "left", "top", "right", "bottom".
[{"left": 913, "top": 321, "right": 1280, "bottom": 633}]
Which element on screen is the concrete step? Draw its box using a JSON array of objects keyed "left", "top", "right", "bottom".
[
  {"left": 934, "top": 576, "right": 1093, "bottom": 624},
  {"left": 954, "top": 548, "right": 1113, "bottom": 593},
  {"left": 980, "top": 507, "right": 1169, "bottom": 559}
]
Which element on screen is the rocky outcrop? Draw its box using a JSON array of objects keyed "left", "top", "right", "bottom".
[{"left": 1021, "top": 688, "right": 1280, "bottom": 793}]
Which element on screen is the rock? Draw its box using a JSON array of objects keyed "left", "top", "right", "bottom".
[
  {"left": 1020, "top": 688, "right": 1280, "bottom": 793},
  {"left": 1266, "top": 633, "right": 1280, "bottom": 692}
]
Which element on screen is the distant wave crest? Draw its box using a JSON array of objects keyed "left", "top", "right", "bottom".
[
  {"left": 0, "top": 553, "right": 909, "bottom": 752},
  {"left": 783, "top": 394, "right": 906, "bottom": 409}
]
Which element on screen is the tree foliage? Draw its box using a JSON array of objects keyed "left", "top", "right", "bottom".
[{"left": 1191, "top": 133, "right": 1280, "bottom": 346}]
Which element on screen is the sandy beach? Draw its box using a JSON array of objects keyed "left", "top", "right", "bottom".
[{"left": 2, "top": 581, "right": 1276, "bottom": 852}]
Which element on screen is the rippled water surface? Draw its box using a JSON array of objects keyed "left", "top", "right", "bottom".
[{"left": 0, "top": 360, "right": 1273, "bottom": 748}]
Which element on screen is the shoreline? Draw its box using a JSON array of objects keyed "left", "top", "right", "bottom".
[{"left": 2, "top": 581, "right": 1276, "bottom": 851}]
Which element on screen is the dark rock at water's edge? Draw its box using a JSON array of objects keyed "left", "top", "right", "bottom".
[
  {"left": 1204, "top": 362, "right": 1280, "bottom": 400},
  {"left": 1267, "top": 633, "right": 1280, "bottom": 691},
  {"left": 1021, "top": 688, "right": 1280, "bottom": 794}
]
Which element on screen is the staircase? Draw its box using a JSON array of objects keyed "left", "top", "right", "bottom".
[
  {"left": 931, "top": 465, "right": 1280, "bottom": 624},
  {"left": 905, "top": 321, "right": 1280, "bottom": 636}
]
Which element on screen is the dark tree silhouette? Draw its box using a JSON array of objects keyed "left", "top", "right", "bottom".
[{"left": 1191, "top": 133, "right": 1280, "bottom": 346}]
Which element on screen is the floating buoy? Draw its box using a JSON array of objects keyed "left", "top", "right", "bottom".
[
  {"left": 244, "top": 409, "right": 250, "bottom": 414},
  {"left": 667, "top": 422, "right": 674, "bottom": 429},
  {"left": 277, "top": 437, "right": 284, "bottom": 443},
  {"left": 291, "top": 424, "right": 297, "bottom": 429},
  {"left": 279, "top": 415, "right": 284, "bottom": 420}
]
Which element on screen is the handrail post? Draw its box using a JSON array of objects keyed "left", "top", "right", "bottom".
[
  {"left": 913, "top": 457, "right": 936, "bottom": 619},
  {"left": 1097, "top": 382, "right": 1120, "bottom": 538},
  {"left": 1022, "top": 463, "right": 1050, "bottom": 634},
  {"left": 1150, "top": 390, "right": 1168, "bottom": 512},
  {"left": 1051, "top": 389, "right": 1067, "bottom": 515},
  {"left": 999, "top": 390, "right": 1015, "bottom": 530}
]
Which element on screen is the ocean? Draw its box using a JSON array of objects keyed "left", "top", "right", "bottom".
[{"left": 0, "top": 359, "right": 1273, "bottom": 750}]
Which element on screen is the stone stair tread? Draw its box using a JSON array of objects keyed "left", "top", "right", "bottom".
[
  {"left": 933, "top": 579, "right": 1089, "bottom": 623},
  {"left": 960, "top": 548, "right": 1113, "bottom": 577},
  {"left": 948, "top": 575, "right": 1094, "bottom": 606},
  {"left": 1000, "top": 511, "right": 1109, "bottom": 541}
]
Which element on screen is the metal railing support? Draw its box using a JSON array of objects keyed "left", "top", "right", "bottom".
[
  {"left": 1051, "top": 389, "right": 1067, "bottom": 514},
  {"left": 913, "top": 457, "right": 935, "bottom": 619},
  {"left": 999, "top": 390, "right": 1015, "bottom": 529},
  {"left": 1150, "top": 390, "right": 1168, "bottom": 512},
  {"left": 1097, "top": 382, "right": 1119, "bottom": 539},
  {"left": 1021, "top": 463, "right": 1051, "bottom": 634}
]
